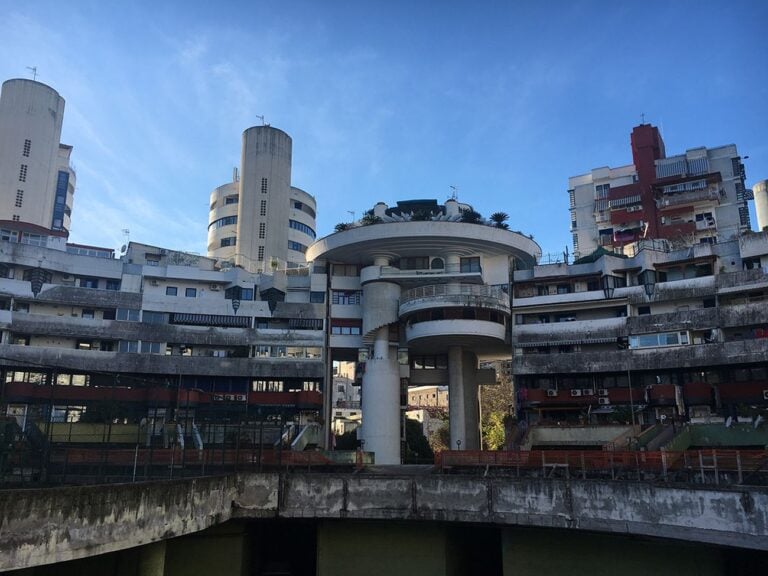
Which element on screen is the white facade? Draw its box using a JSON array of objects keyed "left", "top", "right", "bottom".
[
  {"left": 754, "top": 180, "right": 768, "bottom": 232},
  {"left": 208, "top": 127, "right": 317, "bottom": 273},
  {"left": 0, "top": 79, "right": 75, "bottom": 240},
  {"left": 307, "top": 201, "right": 540, "bottom": 463}
]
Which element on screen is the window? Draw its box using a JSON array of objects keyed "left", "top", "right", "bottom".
[
  {"left": 331, "top": 264, "right": 358, "bottom": 277},
  {"left": 22, "top": 139, "right": 31, "bottom": 157},
  {"left": 288, "top": 240, "right": 307, "bottom": 253},
  {"left": 289, "top": 220, "right": 316, "bottom": 239},
  {"left": 116, "top": 308, "right": 140, "bottom": 321},
  {"left": 79, "top": 277, "right": 99, "bottom": 289},
  {"left": 208, "top": 215, "right": 238, "bottom": 230},
  {"left": 145, "top": 255, "right": 160, "bottom": 266},
  {"left": 185, "top": 288, "right": 197, "bottom": 298},
  {"left": 430, "top": 258, "right": 444, "bottom": 270},
  {"left": 332, "top": 290, "right": 361, "bottom": 305},
  {"left": 140, "top": 341, "right": 162, "bottom": 354},
  {"left": 142, "top": 311, "right": 167, "bottom": 324},
  {"left": 106, "top": 279, "right": 121, "bottom": 291},
  {"left": 220, "top": 237, "right": 236, "bottom": 247},
  {"left": 259, "top": 222, "right": 266, "bottom": 238},
  {"left": 330, "top": 320, "right": 362, "bottom": 335},
  {"left": 166, "top": 286, "right": 178, "bottom": 296},
  {"left": 15, "top": 190, "right": 23, "bottom": 207},
  {"left": 225, "top": 286, "right": 254, "bottom": 300},
  {"left": 19, "top": 164, "right": 28, "bottom": 182},
  {"left": 12, "top": 215, "right": 20, "bottom": 222},
  {"left": 399, "top": 257, "right": 429, "bottom": 270},
  {"left": 224, "top": 195, "right": 239, "bottom": 205},
  {"left": 637, "top": 306, "right": 651, "bottom": 316},
  {"left": 258, "top": 246, "right": 264, "bottom": 261},
  {"left": 261, "top": 177, "right": 268, "bottom": 194},
  {"left": 51, "top": 171, "right": 68, "bottom": 231},
  {"left": 629, "top": 331, "right": 690, "bottom": 349},
  {"left": 260, "top": 200, "right": 267, "bottom": 216},
  {"left": 460, "top": 257, "right": 481, "bottom": 273},
  {"left": 118, "top": 340, "right": 139, "bottom": 353},
  {"left": 310, "top": 291, "right": 325, "bottom": 303},
  {"left": 81, "top": 309, "right": 95, "bottom": 319}
]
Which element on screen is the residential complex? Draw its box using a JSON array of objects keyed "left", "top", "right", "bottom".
[
  {"left": 0, "top": 78, "right": 765, "bottom": 470},
  {"left": 569, "top": 124, "right": 751, "bottom": 259},
  {"left": 512, "top": 235, "right": 768, "bottom": 433}
]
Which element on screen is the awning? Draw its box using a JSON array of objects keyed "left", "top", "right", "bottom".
[{"left": 515, "top": 337, "right": 618, "bottom": 348}]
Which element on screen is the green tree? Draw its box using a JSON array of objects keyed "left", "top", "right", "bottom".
[
  {"left": 479, "top": 379, "right": 514, "bottom": 449},
  {"left": 482, "top": 412, "right": 506, "bottom": 450},
  {"left": 360, "top": 212, "right": 382, "bottom": 226},
  {"left": 404, "top": 418, "right": 434, "bottom": 463},
  {"left": 334, "top": 222, "right": 351, "bottom": 232},
  {"left": 489, "top": 212, "right": 510, "bottom": 229},
  {"left": 459, "top": 209, "right": 483, "bottom": 224},
  {"left": 428, "top": 421, "right": 450, "bottom": 453}
]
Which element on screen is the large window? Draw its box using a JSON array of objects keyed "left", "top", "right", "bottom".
[
  {"left": 208, "top": 215, "right": 238, "bottom": 230},
  {"left": 288, "top": 240, "right": 308, "bottom": 253},
  {"left": 460, "top": 257, "right": 481, "bottom": 273},
  {"left": 629, "top": 331, "right": 689, "bottom": 349},
  {"left": 289, "top": 220, "right": 316, "bottom": 239},
  {"left": 332, "top": 290, "right": 361, "bottom": 305},
  {"left": 331, "top": 320, "right": 362, "bottom": 335},
  {"left": 225, "top": 286, "right": 254, "bottom": 300},
  {"left": 398, "top": 257, "right": 429, "bottom": 270},
  {"left": 116, "top": 308, "right": 140, "bottom": 321}
]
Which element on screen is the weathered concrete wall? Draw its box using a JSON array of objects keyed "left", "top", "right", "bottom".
[
  {"left": 0, "top": 474, "right": 277, "bottom": 571},
  {"left": 2, "top": 472, "right": 767, "bottom": 571}
]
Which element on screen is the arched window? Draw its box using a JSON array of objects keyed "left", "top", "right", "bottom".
[{"left": 430, "top": 258, "right": 444, "bottom": 270}]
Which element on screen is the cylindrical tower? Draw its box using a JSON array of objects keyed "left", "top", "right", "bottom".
[
  {"left": 0, "top": 79, "right": 71, "bottom": 234},
  {"left": 207, "top": 181, "right": 240, "bottom": 261},
  {"left": 237, "top": 126, "right": 292, "bottom": 271},
  {"left": 754, "top": 180, "right": 768, "bottom": 232}
]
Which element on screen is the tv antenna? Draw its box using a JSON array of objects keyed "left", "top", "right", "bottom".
[
  {"left": 255, "top": 115, "right": 268, "bottom": 126},
  {"left": 449, "top": 185, "right": 459, "bottom": 200},
  {"left": 640, "top": 112, "right": 646, "bottom": 124},
  {"left": 26, "top": 66, "right": 38, "bottom": 81}
]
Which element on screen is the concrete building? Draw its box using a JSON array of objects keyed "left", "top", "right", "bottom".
[
  {"left": 570, "top": 124, "right": 751, "bottom": 259},
  {"left": 0, "top": 79, "right": 76, "bottom": 246},
  {"left": 306, "top": 199, "right": 540, "bottom": 463},
  {"left": 511, "top": 233, "right": 768, "bottom": 432},
  {"left": 207, "top": 126, "right": 316, "bottom": 273},
  {"left": 0, "top": 238, "right": 326, "bottom": 449},
  {"left": 753, "top": 179, "right": 768, "bottom": 231}
]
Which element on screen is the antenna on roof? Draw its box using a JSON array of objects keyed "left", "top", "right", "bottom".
[
  {"left": 640, "top": 112, "right": 646, "bottom": 124},
  {"left": 26, "top": 66, "right": 38, "bottom": 81},
  {"left": 255, "top": 115, "right": 267, "bottom": 126},
  {"left": 449, "top": 185, "right": 458, "bottom": 200}
]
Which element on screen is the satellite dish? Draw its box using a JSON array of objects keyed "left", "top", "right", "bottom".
[
  {"left": 660, "top": 414, "right": 667, "bottom": 422},
  {"left": 725, "top": 416, "right": 733, "bottom": 428},
  {"left": 120, "top": 244, "right": 127, "bottom": 254}
]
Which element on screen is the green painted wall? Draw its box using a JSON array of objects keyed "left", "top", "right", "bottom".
[
  {"left": 502, "top": 528, "right": 725, "bottom": 576},
  {"left": 317, "top": 521, "right": 448, "bottom": 576}
]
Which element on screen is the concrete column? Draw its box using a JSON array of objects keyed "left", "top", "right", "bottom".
[
  {"left": 462, "top": 351, "right": 480, "bottom": 450},
  {"left": 362, "top": 326, "right": 401, "bottom": 464},
  {"left": 448, "top": 346, "right": 465, "bottom": 449}
]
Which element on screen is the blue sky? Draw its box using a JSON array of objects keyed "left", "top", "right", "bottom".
[{"left": 1, "top": 0, "right": 766, "bottom": 259}]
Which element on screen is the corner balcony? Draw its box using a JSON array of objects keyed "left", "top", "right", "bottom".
[
  {"left": 360, "top": 264, "right": 483, "bottom": 287},
  {"left": 405, "top": 319, "right": 507, "bottom": 352},
  {"left": 399, "top": 284, "right": 510, "bottom": 317}
]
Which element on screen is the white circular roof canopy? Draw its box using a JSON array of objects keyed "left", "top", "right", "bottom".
[{"left": 307, "top": 221, "right": 540, "bottom": 267}]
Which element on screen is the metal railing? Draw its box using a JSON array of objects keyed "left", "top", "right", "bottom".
[
  {"left": 436, "top": 449, "right": 768, "bottom": 486},
  {"left": 401, "top": 283, "right": 508, "bottom": 307}
]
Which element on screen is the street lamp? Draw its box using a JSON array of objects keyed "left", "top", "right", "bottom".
[
  {"left": 601, "top": 275, "right": 620, "bottom": 299},
  {"left": 640, "top": 269, "right": 657, "bottom": 299}
]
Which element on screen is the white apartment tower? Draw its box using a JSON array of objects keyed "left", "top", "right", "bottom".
[
  {"left": 208, "top": 126, "right": 316, "bottom": 272},
  {"left": 0, "top": 79, "right": 76, "bottom": 243}
]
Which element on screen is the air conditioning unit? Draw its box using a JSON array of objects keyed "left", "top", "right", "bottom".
[
  {"left": 570, "top": 389, "right": 582, "bottom": 397},
  {"left": 598, "top": 398, "right": 611, "bottom": 405},
  {"left": 598, "top": 389, "right": 609, "bottom": 396},
  {"left": 582, "top": 389, "right": 595, "bottom": 396},
  {"left": 61, "top": 274, "right": 71, "bottom": 280},
  {"left": 546, "top": 389, "right": 559, "bottom": 397},
  {"left": 209, "top": 284, "right": 220, "bottom": 291},
  {"left": 763, "top": 390, "right": 768, "bottom": 400},
  {"left": 149, "top": 280, "right": 159, "bottom": 286}
]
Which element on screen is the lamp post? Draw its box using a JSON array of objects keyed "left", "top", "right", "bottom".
[
  {"left": 601, "top": 275, "right": 619, "bottom": 299},
  {"left": 640, "top": 269, "right": 657, "bottom": 299}
]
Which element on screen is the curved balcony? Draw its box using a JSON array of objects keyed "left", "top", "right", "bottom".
[
  {"left": 361, "top": 264, "right": 483, "bottom": 287},
  {"left": 399, "top": 284, "right": 510, "bottom": 317},
  {"left": 405, "top": 318, "right": 506, "bottom": 350}
]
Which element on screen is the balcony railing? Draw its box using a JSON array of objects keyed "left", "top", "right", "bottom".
[
  {"left": 656, "top": 188, "right": 721, "bottom": 209},
  {"left": 400, "top": 284, "right": 510, "bottom": 314}
]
